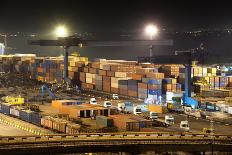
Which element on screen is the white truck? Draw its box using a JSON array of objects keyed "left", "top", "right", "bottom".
[
  {"left": 165, "top": 115, "right": 174, "bottom": 125},
  {"left": 180, "top": 121, "right": 190, "bottom": 132},
  {"left": 112, "top": 94, "right": 119, "bottom": 100},
  {"left": 103, "top": 101, "right": 112, "bottom": 108},
  {"left": 142, "top": 112, "right": 158, "bottom": 121},
  {"left": 90, "top": 98, "right": 97, "bottom": 105},
  {"left": 152, "top": 115, "right": 174, "bottom": 127}
]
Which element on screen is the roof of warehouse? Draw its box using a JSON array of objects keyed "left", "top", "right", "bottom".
[{"left": 62, "top": 103, "right": 107, "bottom": 110}]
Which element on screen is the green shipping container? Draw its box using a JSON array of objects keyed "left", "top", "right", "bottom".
[{"left": 96, "top": 116, "right": 113, "bottom": 128}]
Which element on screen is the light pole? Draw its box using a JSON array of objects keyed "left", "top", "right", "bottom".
[
  {"left": 0, "top": 34, "right": 7, "bottom": 55},
  {"left": 54, "top": 25, "right": 69, "bottom": 81},
  {"left": 145, "top": 24, "right": 158, "bottom": 57}
]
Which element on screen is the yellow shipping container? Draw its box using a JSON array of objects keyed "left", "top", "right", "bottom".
[{"left": 5, "top": 96, "right": 24, "bottom": 105}]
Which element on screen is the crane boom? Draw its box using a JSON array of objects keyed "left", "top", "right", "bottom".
[
  {"left": 28, "top": 36, "right": 173, "bottom": 82},
  {"left": 28, "top": 39, "right": 173, "bottom": 47}
]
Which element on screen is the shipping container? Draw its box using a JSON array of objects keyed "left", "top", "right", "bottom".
[
  {"left": 96, "top": 116, "right": 113, "bottom": 128},
  {"left": 19, "top": 110, "right": 32, "bottom": 122},
  {"left": 148, "top": 104, "right": 167, "bottom": 113}
]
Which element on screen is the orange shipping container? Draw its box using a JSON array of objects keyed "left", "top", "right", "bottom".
[
  {"left": 69, "top": 108, "right": 80, "bottom": 118},
  {"left": 59, "top": 105, "right": 71, "bottom": 114},
  {"left": 138, "top": 83, "right": 147, "bottom": 89},
  {"left": 132, "top": 74, "right": 145, "bottom": 81},
  {"left": 148, "top": 104, "right": 167, "bottom": 113},
  {"left": 107, "top": 70, "right": 115, "bottom": 77},
  {"left": 37, "top": 67, "right": 43, "bottom": 73},
  {"left": 99, "top": 70, "right": 107, "bottom": 76}
]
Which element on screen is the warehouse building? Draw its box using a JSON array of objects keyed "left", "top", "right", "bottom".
[{"left": 52, "top": 100, "right": 110, "bottom": 118}]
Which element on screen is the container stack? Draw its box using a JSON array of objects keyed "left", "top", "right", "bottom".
[
  {"left": 13, "top": 54, "right": 36, "bottom": 74},
  {"left": 162, "top": 78, "right": 180, "bottom": 93},
  {"left": 159, "top": 65, "right": 182, "bottom": 78},
  {"left": 0, "top": 54, "right": 36, "bottom": 76},
  {"left": 119, "top": 80, "right": 128, "bottom": 96},
  {"left": 34, "top": 57, "right": 64, "bottom": 83}
]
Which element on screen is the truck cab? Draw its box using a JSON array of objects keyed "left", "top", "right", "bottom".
[
  {"left": 133, "top": 106, "right": 142, "bottom": 115},
  {"left": 103, "top": 101, "right": 112, "bottom": 108},
  {"left": 112, "top": 94, "right": 119, "bottom": 100},
  {"left": 180, "top": 121, "right": 190, "bottom": 132},
  {"left": 149, "top": 112, "right": 158, "bottom": 121},
  {"left": 202, "top": 128, "right": 214, "bottom": 134},
  {"left": 165, "top": 115, "right": 174, "bottom": 125},
  {"left": 90, "top": 98, "right": 97, "bottom": 105}
]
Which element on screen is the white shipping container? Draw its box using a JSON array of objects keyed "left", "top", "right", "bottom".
[
  {"left": 202, "top": 67, "right": 207, "bottom": 76},
  {"left": 10, "top": 108, "right": 20, "bottom": 117},
  {"left": 86, "top": 73, "right": 92, "bottom": 78},
  {"left": 228, "top": 107, "right": 232, "bottom": 114},
  {"left": 115, "top": 72, "right": 127, "bottom": 78},
  {"left": 111, "top": 82, "right": 118, "bottom": 88},
  {"left": 166, "top": 92, "right": 183, "bottom": 102},
  {"left": 86, "top": 77, "right": 93, "bottom": 84},
  {"left": 148, "top": 94, "right": 158, "bottom": 100},
  {"left": 15, "top": 65, "right": 20, "bottom": 72},
  {"left": 102, "top": 64, "right": 111, "bottom": 71},
  {"left": 111, "top": 77, "right": 118, "bottom": 83},
  {"left": 92, "top": 74, "right": 96, "bottom": 78}
]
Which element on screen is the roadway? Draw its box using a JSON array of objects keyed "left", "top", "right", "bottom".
[
  {"left": 0, "top": 122, "right": 32, "bottom": 136},
  {"left": 167, "top": 114, "right": 232, "bottom": 135}
]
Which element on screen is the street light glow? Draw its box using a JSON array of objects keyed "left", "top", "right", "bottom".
[
  {"left": 145, "top": 24, "right": 158, "bottom": 38},
  {"left": 55, "top": 25, "right": 68, "bottom": 37}
]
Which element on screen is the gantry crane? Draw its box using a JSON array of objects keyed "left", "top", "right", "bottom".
[
  {"left": 28, "top": 36, "right": 173, "bottom": 83},
  {"left": 138, "top": 45, "right": 232, "bottom": 108}
]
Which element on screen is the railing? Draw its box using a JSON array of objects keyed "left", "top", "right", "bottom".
[
  {"left": 0, "top": 132, "right": 231, "bottom": 154},
  {"left": 0, "top": 132, "right": 231, "bottom": 143}
]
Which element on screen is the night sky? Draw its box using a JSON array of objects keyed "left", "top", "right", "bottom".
[
  {"left": 0, "top": 0, "right": 231, "bottom": 32},
  {"left": 1, "top": 0, "right": 232, "bottom": 59}
]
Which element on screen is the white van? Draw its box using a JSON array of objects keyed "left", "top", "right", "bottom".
[{"left": 104, "top": 101, "right": 112, "bottom": 108}]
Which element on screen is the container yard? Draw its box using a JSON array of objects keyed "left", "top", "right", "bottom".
[{"left": 1, "top": 53, "right": 232, "bottom": 136}]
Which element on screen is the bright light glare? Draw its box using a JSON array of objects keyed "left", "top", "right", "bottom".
[
  {"left": 55, "top": 25, "right": 68, "bottom": 37},
  {"left": 145, "top": 24, "right": 158, "bottom": 37}
]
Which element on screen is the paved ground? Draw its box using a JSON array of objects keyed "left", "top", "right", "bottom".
[
  {"left": 165, "top": 113, "right": 232, "bottom": 134},
  {"left": 0, "top": 121, "right": 33, "bottom": 136}
]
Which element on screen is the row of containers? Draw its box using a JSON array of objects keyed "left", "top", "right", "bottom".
[
  {"left": 0, "top": 54, "right": 228, "bottom": 99},
  {"left": 0, "top": 102, "right": 81, "bottom": 134},
  {"left": 41, "top": 116, "right": 80, "bottom": 134},
  {"left": 80, "top": 63, "right": 182, "bottom": 99},
  {"left": 96, "top": 115, "right": 153, "bottom": 132},
  {"left": 193, "top": 76, "right": 232, "bottom": 93}
]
